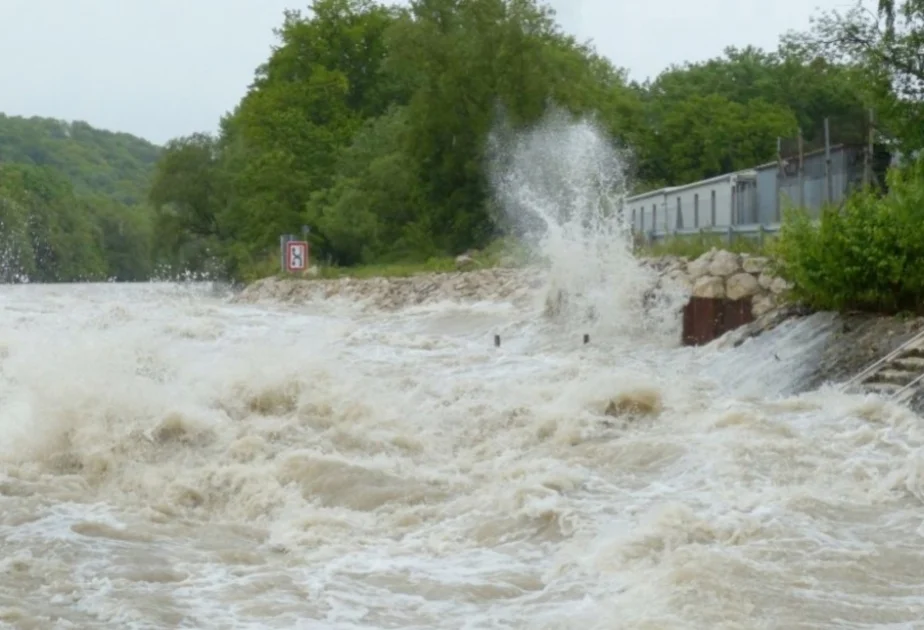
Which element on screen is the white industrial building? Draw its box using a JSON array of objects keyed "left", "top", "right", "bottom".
[{"left": 623, "top": 171, "right": 758, "bottom": 236}]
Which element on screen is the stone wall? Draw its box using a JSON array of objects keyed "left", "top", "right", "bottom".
[
  {"left": 645, "top": 249, "right": 791, "bottom": 320},
  {"left": 236, "top": 249, "right": 791, "bottom": 319},
  {"left": 234, "top": 268, "right": 544, "bottom": 310}
]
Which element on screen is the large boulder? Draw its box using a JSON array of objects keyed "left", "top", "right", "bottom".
[
  {"left": 751, "top": 294, "right": 776, "bottom": 318},
  {"left": 758, "top": 271, "right": 775, "bottom": 290},
  {"left": 725, "top": 272, "right": 761, "bottom": 300},
  {"left": 692, "top": 275, "right": 725, "bottom": 299},
  {"left": 769, "top": 276, "right": 792, "bottom": 295},
  {"left": 708, "top": 250, "right": 741, "bottom": 277},
  {"left": 686, "top": 250, "right": 714, "bottom": 280},
  {"left": 742, "top": 256, "right": 770, "bottom": 274}
]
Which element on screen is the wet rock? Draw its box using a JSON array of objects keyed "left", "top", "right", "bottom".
[
  {"left": 604, "top": 389, "right": 662, "bottom": 417},
  {"left": 716, "top": 302, "right": 813, "bottom": 350},
  {"left": 692, "top": 276, "right": 725, "bottom": 299},
  {"left": 769, "top": 276, "right": 793, "bottom": 295},
  {"left": 725, "top": 272, "right": 760, "bottom": 300},
  {"left": 798, "top": 313, "right": 924, "bottom": 393},
  {"left": 751, "top": 294, "right": 776, "bottom": 318},
  {"left": 758, "top": 272, "right": 775, "bottom": 290},
  {"left": 455, "top": 254, "right": 475, "bottom": 270},
  {"left": 742, "top": 256, "right": 770, "bottom": 274},
  {"left": 686, "top": 251, "right": 714, "bottom": 280},
  {"left": 708, "top": 250, "right": 741, "bottom": 277}
]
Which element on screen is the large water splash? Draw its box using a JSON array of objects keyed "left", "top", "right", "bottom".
[{"left": 488, "top": 108, "right": 684, "bottom": 341}]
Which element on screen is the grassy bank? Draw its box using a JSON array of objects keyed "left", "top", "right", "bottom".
[
  {"left": 241, "top": 238, "right": 535, "bottom": 283},
  {"left": 243, "top": 230, "right": 773, "bottom": 283},
  {"left": 636, "top": 233, "right": 774, "bottom": 259}
]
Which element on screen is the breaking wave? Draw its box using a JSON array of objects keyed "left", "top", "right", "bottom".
[{"left": 1, "top": 114, "right": 921, "bottom": 629}]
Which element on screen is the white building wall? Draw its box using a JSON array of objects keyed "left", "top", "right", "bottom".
[{"left": 626, "top": 175, "right": 738, "bottom": 234}]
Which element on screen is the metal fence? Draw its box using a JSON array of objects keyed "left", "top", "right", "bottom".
[
  {"left": 645, "top": 222, "right": 781, "bottom": 246},
  {"left": 638, "top": 112, "right": 886, "bottom": 245}
]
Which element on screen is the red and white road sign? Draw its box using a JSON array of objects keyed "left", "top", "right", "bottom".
[{"left": 285, "top": 240, "right": 309, "bottom": 272}]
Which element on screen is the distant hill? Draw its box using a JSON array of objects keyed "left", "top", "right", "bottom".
[{"left": 0, "top": 113, "right": 161, "bottom": 205}]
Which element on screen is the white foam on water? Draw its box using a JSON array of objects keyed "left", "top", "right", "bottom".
[
  {"left": 488, "top": 108, "right": 684, "bottom": 345},
  {"left": 2, "top": 116, "right": 924, "bottom": 628}
]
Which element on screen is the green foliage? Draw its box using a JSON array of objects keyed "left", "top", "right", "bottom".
[
  {"left": 0, "top": 164, "right": 106, "bottom": 281},
  {"left": 640, "top": 233, "right": 772, "bottom": 260},
  {"left": 771, "top": 156, "right": 924, "bottom": 313},
  {"left": 148, "top": 0, "right": 888, "bottom": 282},
  {"left": 782, "top": 0, "right": 924, "bottom": 153},
  {"left": 0, "top": 115, "right": 199, "bottom": 282},
  {"left": 6, "top": 0, "right": 919, "bottom": 288},
  {"left": 633, "top": 46, "right": 871, "bottom": 186},
  {"left": 0, "top": 114, "right": 160, "bottom": 204},
  {"left": 291, "top": 238, "right": 526, "bottom": 279}
]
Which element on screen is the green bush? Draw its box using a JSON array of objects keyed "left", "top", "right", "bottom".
[{"left": 771, "top": 156, "right": 924, "bottom": 313}]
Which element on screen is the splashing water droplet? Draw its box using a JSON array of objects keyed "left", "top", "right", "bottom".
[{"left": 488, "top": 108, "right": 686, "bottom": 343}]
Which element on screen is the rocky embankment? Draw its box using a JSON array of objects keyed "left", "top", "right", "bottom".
[
  {"left": 646, "top": 248, "right": 791, "bottom": 320},
  {"left": 235, "top": 248, "right": 792, "bottom": 320},
  {"left": 234, "top": 267, "right": 547, "bottom": 310}
]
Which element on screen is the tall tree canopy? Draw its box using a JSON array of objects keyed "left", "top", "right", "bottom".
[
  {"left": 5, "top": 0, "right": 917, "bottom": 282},
  {"left": 154, "top": 0, "right": 889, "bottom": 275}
]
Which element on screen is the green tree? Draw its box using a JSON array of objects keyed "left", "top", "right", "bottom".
[
  {"left": 0, "top": 164, "right": 107, "bottom": 282},
  {"left": 782, "top": 0, "right": 924, "bottom": 151},
  {"left": 773, "top": 155, "right": 924, "bottom": 313},
  {"left": 633, "top": 46, "right": 871, "bottom": 186},
  {"left": 143, "top": 0, "right": 911, "bottom": 281},
  {"left": 0, "top": 114, "right": 160, "bottom": 204}
]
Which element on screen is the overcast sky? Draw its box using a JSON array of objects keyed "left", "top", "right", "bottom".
[{"left": 0, "top": 0, "right": 861, "bottom": 145}]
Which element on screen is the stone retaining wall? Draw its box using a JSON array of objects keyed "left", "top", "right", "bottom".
[
  {"left": 645, "top": 249, "right": 791, "bottom": 319},
  {"left": 237, "top": 249, "right": 791, "bottom": 319}
]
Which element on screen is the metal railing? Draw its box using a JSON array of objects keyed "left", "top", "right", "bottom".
[{"left": 643, "top": 222, "right": 782, "bottom": 246}]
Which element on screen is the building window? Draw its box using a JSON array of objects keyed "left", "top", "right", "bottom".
[
  {"left": 676, "top": 197, "right": 683, "bottom": 229},
  {"left": 710, "top": 190, "right": 717, "bottom": 225},
  {"left": 652, "top": 203, "right": 657, "bottom": 232},
  {"left": 632, "top": 208, "right": 636, "bottom": 230},
  {"left": 694, "top": 194, "right": 699, "bottom": 227}
]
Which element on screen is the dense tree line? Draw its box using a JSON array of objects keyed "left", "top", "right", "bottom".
[
  {"left": 1, "top": 0, "right": 920, "bottom": 285},
  {"left": 772, "top": 0, "right": 924, "bottom": 314},
  {"left": 148, "top": 0, "right": 919, "bottom": 280},
  {"left": 0, "top": 114, "right": 160, "bottom": 205},
  {"left": 0, "top": 116, "right": 167, "bottom": 281}
]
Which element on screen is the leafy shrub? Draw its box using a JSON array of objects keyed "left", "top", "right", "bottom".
[{"left": 772, "top": 156, "right": 924, "bottom": 313}]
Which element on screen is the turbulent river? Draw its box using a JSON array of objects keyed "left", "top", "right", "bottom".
[
  {"left": 1, "top": 279, "right": 924, "bottom": 630},
  {"left": 4, "top": 114, "right": 924, "bottom": 629}
]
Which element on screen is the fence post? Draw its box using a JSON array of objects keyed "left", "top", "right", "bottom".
[
  {"left": 865, "top": 108, "right": 874, "bottom": 188},
  {"left": 775, "top": 136, "right": 782, "bottom": 222},
  {"left": 824, "top": 117, "right": 833, "bottom": 204},
  {"left": 797, "top": 127, "right": 805, "bottom": 210}
]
